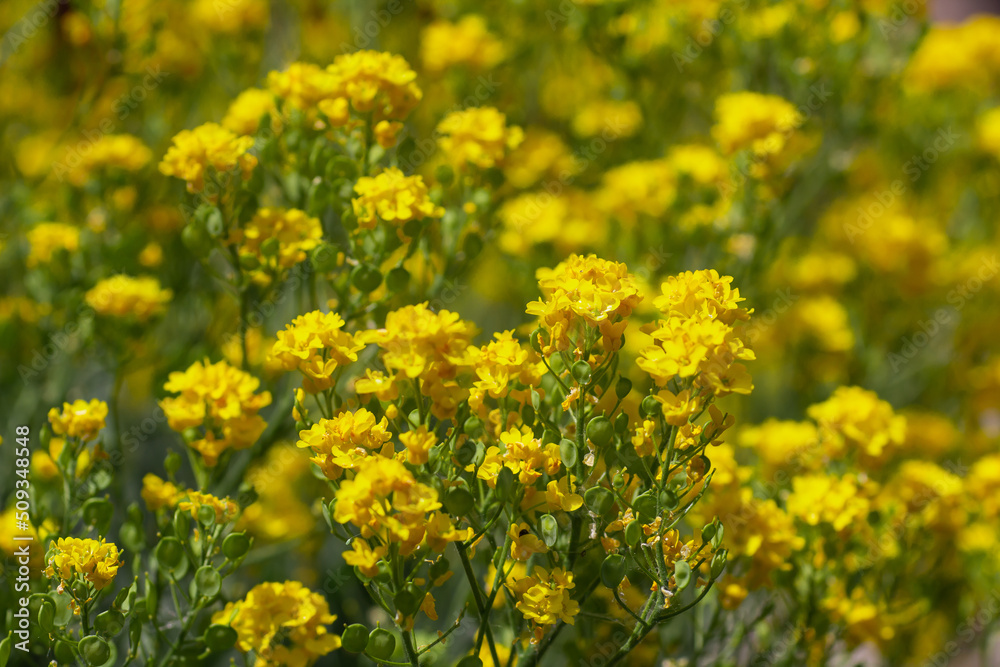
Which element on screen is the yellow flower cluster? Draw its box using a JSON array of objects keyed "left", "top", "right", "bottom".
[
  {"left": 158, "top": 122, "right": 258, "bottom": 192},
  {"left": 66, "top": 134, "right": 152, "bottom": 186},
  {"left": 230, "top": 207, "right": 323, "bottom": 275},
  {"left": 268, "top": 310, "right": 366, "bottom": 393},
  {"left": 141, "top": 473, "right": 184, "bottom": 511},
  {"left": 178, "top": 490, "right": 240, "bottom": 523},
  {"left": 469, "top": 330, "right": 544, "bottom": 415},
  {"left": 506, "top": 566, "right": 580, "bottom": 644},
  {"left": 527, "top": 254, "right": 643, "bottom": 354},
  {"left": 639, "top": 269, "right": 754, "bottom": 399},
  {"left": 159, "top": 358, "right": 272, "bottom": 465},
  {"left": 212, "top": 581, "right": 341, "bottom": 667},
  {"left": 360, "top": 304, "right": 478, "bottom": 419},
  {"left": 475, "top": 426, "right": 561, "bottom": 487},
  {"left": 421, "top": 15, "right": 506, "bottom": 73},
  {"left": 333, "top": 456, "right": 472, "bottom": 555},
  {"left": 45, "top": 537, "right": 122, "bottom": 590},
  {"left": 26, "top": 222, "right": 80, "bottom": 268},
  {"left": 806, "top": 385, "right": 906, "bottom": 466},
  {"left": 297, "top": 408, "right": 392, "bottom": 479},
  {"left": 712, "top": 91, "right": 803, "bottom": 157},
  {"left": 84, "top": 275, "right": 172, "bottom": 322},
  {"left": 48, "top": 399, "right": 108, "bottom": 442},
  {"left": 351, "top": 167, "right": 444, "bottom": 234},
  {"left": 326, "top": 50, "right": 422, "bottom": 121},
  {"left": 437, "top": 107, "right": 524, "bottom": 169},
  {"left": 222, "top": 87, "right": 277, "bottom": 136},
  {"left": 905, "top": 15, "right": 1000, "bottom": 93}
]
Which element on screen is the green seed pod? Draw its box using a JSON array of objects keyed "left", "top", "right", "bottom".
[
  {"left": 82, "top": 498, "right": 113, "bottom": 536},
  {"left": 164, "top": 452, "right": 182, "bottom": 476},
  {"left": 94, "top": 609, "right": 125, "bottom": 636},
  {"left": 615, "top": 377, "right": 632, "bottom": 399},
  {"left": 674, "top": 560, "right": 692, "bottom": 592},
  {"left": 584, "top": 486, "right": 614, "bottom": 516},
  {"left": 375, "top": 561, "right": 393, "bottom": 584},
  {"left": 444, "top": 488, "right": 474, "bottom": 517},
  {"left": 624, "top": 520, "right": 642, "bottom": 547},
  {"left": 385, "top": 266, "right": 410, "bottom": 292},
  {"left": 173, "top": 508, "right": 190, "bottom": 537},
  {"left": 238, "top": 253, "right": 260, "bottom": 271},
  {"left": 351, "top": 263, "right": 382, "bottom": 292},
  {"left": 435, "top": 164, "right": 455, "bottom": 187},
  {"left": 614, "top": 412, "right": 629, "bottom": 435},
  {"left": 197, "top": 504, "right": 216, "bottom": 527},
  {"left": 203, "top": 624, "right": 238, "bottom": 652},
  {"left": 559, "top": 439, "right": 578, "bottom": 469},
  {"left": 529, "top": 328, "right": 546, "bottom": 354},
  {"left": 394, "top": 584, "right": 423, "bottom": 617},
  {"left": 194, "top": 566, "right": 222, "bottom": 599},
  {"left": 711, "top": 549, "right": 728, "bottom": 579},
  {"left": 586, "top": 417, "right": 614, "bottom": 448},
  {"left": 495, "top": 466, "right": 516, "bottom": 501},
  {"left": 205, "top": 208, "right": 225, "bottom": 238},
  {"left": 181, "top": 223, "right": 212, "bottom": 258},
  {"left": 222, "top": 532, "right": 251, "bottom": 560},
  {"left": 341, "top": 623, "right": 370, "bottom": 653},
  {"left": 454, "top": 441, "right": 475, "bottom": 466},
  {"left": 539, "top": 514, "right": 559, "bottom": 547},
  {"left": 612, "top": 472, "right": 625, "bottom": 491},
  {"left": 367, "top": 627, "right": 397, "bottom": 660},
  {"left": 600, "top": 554, "right": 627, "bottom": 589},
  {"left": 457, "top": 657, "right": 484, "bottom": 667},
  {"left": 640, "top": 395, "right": 662, "bottom": 418},
  {"left": 79, "top": 636, "right": 111, "bottom": 666},
  {"left": 403, "top": 219, "right": 423, "bottom": 240},
  {"left": 463, "top": 417, "right": 484, "bottom": 438},
  {"left": 37, "top": 599, "right": 55, "bottom": 633},
  {"left": 155, "top": 537, "right": 186, "bottom": 572},
  {"left": 571, "top": 360, "right": 592, "bottom": 384},
  {"left": 311, "top": 244, "right": 339, "bottom": 273},
  {"left": 659, "top": 489, "right": 679, "bottom": 511},
  {"left": 633, "top": 493, "right": 657, "bottom": 522}
]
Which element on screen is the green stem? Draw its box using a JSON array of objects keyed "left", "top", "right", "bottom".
[{"left": 455, "top": 542, "right": 502, "bottom": 667}]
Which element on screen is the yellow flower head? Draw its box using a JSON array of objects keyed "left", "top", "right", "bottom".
[
  {"left": 807, "top": 386, "right": 905, "bottom": 466},
  {"left": 159, "top": 358, "right": 272, "bottom": 466},
  {"left": 712, "top": 91, "right": 803, "bottom": 157},
  {"left": 526, "top": 254, "right": 643, "bottom": 354},
  {"left": 400, "top": 425, "right": 437, "bottom": 465},
  {"left": 342, "top": 539, "right": 386, "bottom": 578},
  {"left": 351, "top": 167, "right": 444, "bottom": 235},
  {"left": 905, "top": 16, "right": 1000, "bottom": 94},
  {"left": 437, "top": 107, "right": 524, "bottom": 169},
  {"left": 267, "top": 62, "right": 339, "bottom": 111},
  {"left": 141, "top": 473, "right": 184, "bottom": 512},
  {"left": 327, "top": 50, "right": 422, "bottom": 121},
  {"left": 212, "top": 581, "right": 341, "bottom": 667},
  {"left": 159, "top": 122, "right": 258, "bottom": 193},
  {"left": 45, "top": 537, "right": 122, "bottom": 590},
  {"left": 26, "top": 222, "right": 80, "bottom": 268},
  {"left": 297, "top": 408, "right": 393, "bottom": 479},
  {"left": 85, "top": 275, "right": 172, "bottom": 322},
  {"left": 178, "top": 490, "right": 240, "bottom": 524},
  {"left": 48, "top": 399, "right": 108, "bottom": 441},
  {"left": 223, "top": 87, "right": 278, "bottom": 135},
  {"left": 67, "top": 134, "right": 152, "bottom": 186},
  {"left": 230, "top": 207, "right": 322, "bottom": 274},
  {"left": 506, "top": 566, "right": 579, "bottom": 642},
  {"left": 269, "top": 310, "right": 366, "bottom": 393},
  {"left": 420, "top": 15, "right": 506, "bottom": 73}
]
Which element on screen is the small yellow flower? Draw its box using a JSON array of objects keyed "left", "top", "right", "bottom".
[
  {"left": 85, "top": 275, "right": 172, "bottom": 322},
  {"left": 48, "top": 399, "right": 108, "bottom": 441},
  {"left": 26, "top": 222, "right": 80, "bottom": 268},
  {"left": 437, "top": 107, "right": 523, "bottom": 169},
  {"left": 45, "top": 537, "right": 122, "bottom": 590},
  {"left": 158, "top": 122, "right": 257, "bottom": 193}
]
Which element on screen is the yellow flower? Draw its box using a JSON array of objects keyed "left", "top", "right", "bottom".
[
  {"left": 400, "top": 426, "right": 437, "bottom": 465},
  {"left": 572, "top": 99, "right": 642, "bottom": 138},
  {"left": 267, "top": 62, "right": 339, "bottom": 111},
  {"left": 544, "top": 476, "right": 584, "bottom": 513},
  {"left": 474, "top": 426, "right": 560, "bottom": 487},
  {"left": 66, "top": 134, "right": 152, "bottom": 186},
  {"left": 904, "top": 15, "right": 1000, "bottom": 93},
  {"left": 178, "top": 491, "right": 239, "bottom": 523},
  {"left": 158, "top": 122, "right": 258, "bottom": 193},
  {"left": 141, "top": 474, "right": 184, "bottom": 511},
  {"left": 595, "top": 159, "right": 676, "bottom": 227},
  {"left": 48, "top": 399, "right": 108, "bottom": 441},
  {"left": 192, "top": 0, "right": 268, "bottom": 33},
  {"left": 807, "top": 386, "right": 905, "bottom": 466},
  {"left": 712, "top": 91, "right": 803, "bottom": 157},
  {"left": 230, "top": 207, "right": 322, "bottom": 275},
  {"left": 26, "top": 222, "right": 80, "bottom": 268},
  {"left": 351, "top": 167, "right": 444, "bottom": 235},
  {"left": 342, "top": 539, "right": 386, "bottom": 578},
  {"left": 787, "top": 473, "right": 870, "bottom": 533},
  {"left": 297, "top": 409, "right": 393, "bottom": 479},
  {"left": 326, "top": 50, "right": 422, "bottom": 121},
  {"left": 269, "top": 310, "right": 366, "bottom": 393},
  {"left": 424, "top": 512, "right": 474, "bottom": 552},
  {"left": 508, "top": 522, "right": 548, "bottom": 560},
  {"left": 498, "top": 189, "right": 606, "bottom": 256},
  {"left": 212, "top": 581, "right": 341, "bottom": 667},
  {"left": 85, "top": 275, "right": 172, "bottom": 322},
  {"left": 45, "top": 537, "right": 122, "bottom": 590},
  {"left": 223, "top": 87, "right": 277, "bottom": 135},
  {"left": 526, "top": 254, "right": 643, "bottom": 354},
  {"left": 437, "top": 107, "right": 524, "bottom": 169},
  {"left": 160, "top": 358, "right": 272, "bottom": 466},
  {"left": 420, "top": 15, "right": 506, "bottom": 73},
  {"left": 506, "top": 566, "right": 579, "bottom": 642}
]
